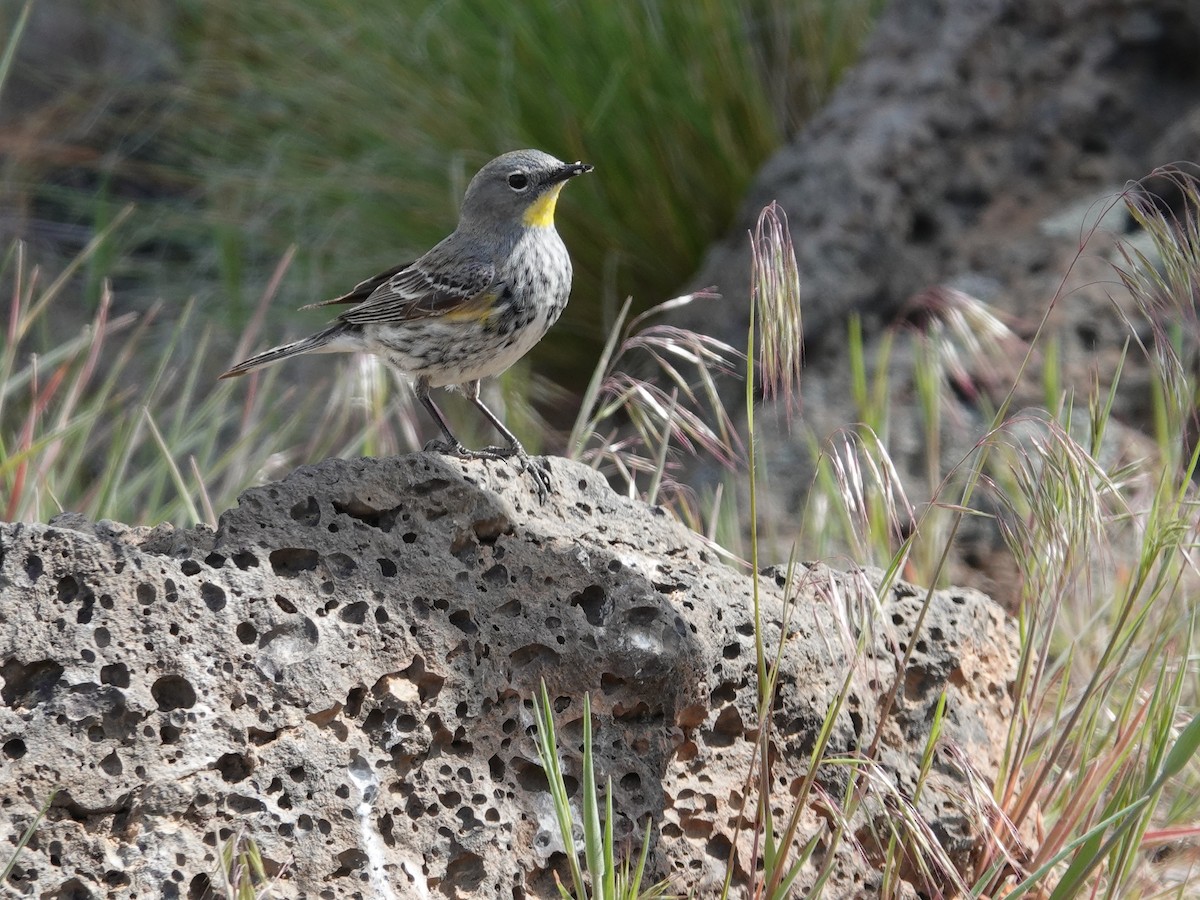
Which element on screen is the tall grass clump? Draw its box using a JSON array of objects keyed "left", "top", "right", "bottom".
[
  {"left": 639, "top": 170, "right": 1200, "bottom": 896},
  {"left": 531, "top": 683, "right": 674, "bottom": 900},
  {"left": 871, "top": 172, "right": 1197, "bottom": 896},
  {"left": 0, "top": 237, "right": 422, "bottom": 525}
]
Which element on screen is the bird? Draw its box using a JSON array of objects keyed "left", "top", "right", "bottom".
[{"left": 219, "top": 149, "right": 593, "bottom": 499}]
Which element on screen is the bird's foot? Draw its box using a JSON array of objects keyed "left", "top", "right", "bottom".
[
  {"left": 424, "top": 441, "right": 552, "bottom": 502},
  {"left": 516, "top": 454, "right": 553, "bottom": 504}
]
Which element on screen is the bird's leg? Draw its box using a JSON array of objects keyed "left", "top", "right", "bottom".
[
  {"left": 465, "top": 382, "right": 553, "bottom": 501},
  {"left": 416, "top": 377, "right": 470, "bottom": 456}
]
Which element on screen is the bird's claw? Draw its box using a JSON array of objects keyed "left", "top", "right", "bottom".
[
  {"left": 423, "top": 441, "right": 551, "bottom": 502},
  {"left": 518, "top": 455, "right": 553, "bottom": 504}
]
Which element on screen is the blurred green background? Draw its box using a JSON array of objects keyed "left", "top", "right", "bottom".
[{"left": 2, "top": 0, "right": 881, "bottom": 384}]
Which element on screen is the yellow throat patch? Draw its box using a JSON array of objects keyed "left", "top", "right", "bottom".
[{"left": 522, "top": 183, "right": 565, "bottom": 228}]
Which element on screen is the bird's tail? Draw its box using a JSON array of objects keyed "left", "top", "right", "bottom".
[{"left": 219, "top": 324, "right": 352, "bottom": 379}]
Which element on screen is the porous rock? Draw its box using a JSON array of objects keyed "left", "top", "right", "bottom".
[{"left": 1, "top": 454, "right": 1018, "bottom": 897}]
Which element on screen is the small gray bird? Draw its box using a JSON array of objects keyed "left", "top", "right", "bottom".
[{"left": 220, "top": 149, "right": 593, "bottom": 497}]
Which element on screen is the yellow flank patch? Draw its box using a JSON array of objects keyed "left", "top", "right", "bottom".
[
  {"left": 522, "top": 183, "right": 565, "bottom": 228},
  {"left": 442, "top": 292, "right": 498, "bottom": 323}
]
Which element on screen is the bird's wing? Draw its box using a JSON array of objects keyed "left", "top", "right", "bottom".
[
  {"left": 336, "top": 257, "right": 499, "bottom": 325},
  {"left": 300, "top": 262, "right": 413, "bottom": 311}
]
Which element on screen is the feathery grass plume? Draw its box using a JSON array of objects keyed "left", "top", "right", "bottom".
[
  {"left": 822, "top": 428, "right": 917, "bottom": 570},
  {"left": 899, "top": 285, "right": 1021, "bottom": 415},
  {"left": 209, "top": 828, "right": 291, "bottom": 900},
  {"left": 1113, "top": 164, "right": 1200, "bottom": 454},
  {"left": 750, "top": 202, "right": 804, "bottom": 417},
  {"left": 567, "top": 292, "right": 743, "bottom": 506}
]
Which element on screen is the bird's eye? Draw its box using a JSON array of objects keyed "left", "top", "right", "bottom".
[{"left": 507, "top": 172, "right": 530, "bottom": 191}]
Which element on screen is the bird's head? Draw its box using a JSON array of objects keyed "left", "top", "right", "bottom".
[{"left": 459, "top": 149, "right": 593, "bottom": 232}]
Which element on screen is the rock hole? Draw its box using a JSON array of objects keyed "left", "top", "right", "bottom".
[
  {"left": 232, "top": 551, "right": 259, "bottom": 570},
  {"left": 100, "top": 663, "right": 130, "bottom": 688},
  {"left": 215, "top": 752, "right": 253, "bottom": 783},
  {"left": 569, "top": 584, "right": 610, "bottom": 626},
  {"left": 99, "top": 750, "right": 123, "bottom": 776},
  {"left": 614, "top": 701, "right": 650, "bottom": 722},
  {"left": 227, "top": 794, "right": 266, "bottom": 814},
  {"left": 333, "top": 497, "right": 404, "bottom": 531},
  {"left": 626, "top": 606, "right": 660, "bottom": 626},
  {"left": 512, "top": 757, "right": 550, "bottom": 794},
  {"left": 378, "top": 558, "right": 397, "bottom": 577},
  {"left": 200, "top": 582, "right": 226, "bottom": 612},
  {"left": 248, "top": 727, "right": 280, "bottom": 746},
  {"left": 509, "top": 644, "right": 562, "bottom": 668},
  {"left": 706, "top": 833, "right": 734, "bottom": 864},
  {"left": 269, "top": 548, "right": 320, "bottom": 576},
  {"left": 401, "top": 657, "right": 445, "bottom": 703},
  {"left": 0, "top": 659, "right": 64, "bottom": 709},
  {"left": 3, "top": 738, "right": 26, "bottom": 759},
  {"left": 57, "top": 575, "right": 80, "bottom": 604},
  {"left": 340, "top": 602, "right": 369, "bottom": 625},
  {"left": 151, "top": 675, "right": 197, "bottom": 711},
  {"left": 908, "top": 209, "right": 938, "bottom": 243},
  {"left": 345, "top": 685, "right": 367, "bottom": 717},
  {"left": 482, "top": 564, "right": 508, "bottom": 586},
  {"left": 441, "top": 850, "right": 486, "bottom": 890},
  {"left": 290, "top": 496, "right": 320, "bottom": 525},
  {"left": 600, "top": 672, "right": 626, "bottom": 693},
  {"left": 449, "top": 610, "right": 477, "bottom": 634},
  {"left": 709, "top": 682, "right": 736, "bottom": 705},
  {"left": 488, "top": 755, "right": 505, "bottom": 781},
  {"left": 274, "top": 595, "right": 297, "bottom": 613},
  {"left": 325, "top": 552, "right": 357, "bottom": 578},
  {"left": 710, "top": 705, "right": 744, "bottom": 746},
  {"left": 331, "top": 848, "right": 368, "bottom": 877},
  {"left": 24, "top": 554, "right": 43, "bottom": 582}
]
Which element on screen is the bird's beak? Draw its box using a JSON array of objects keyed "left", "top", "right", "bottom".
[{"left": 549, "top": 161, "right": 594, "bottom": 184}]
